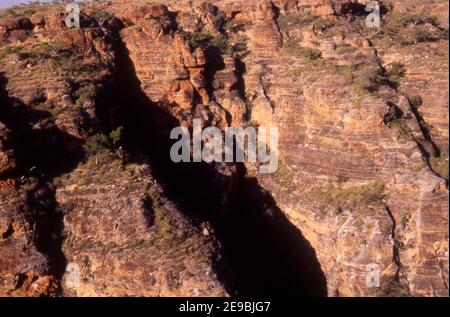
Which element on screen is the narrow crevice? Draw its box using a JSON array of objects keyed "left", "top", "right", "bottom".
[
  {"left": 258, "top": 66, "right": 275, "bottom": 113},
  {"left": 232, "top": 57, "right": 252, "bottom": 120},
  {"left": 405, "top": 97, "right": 440, "bottom": 157},
  {"left": 270, "top": 3, "right": 284, "bottom": 41},
  {"left": 436, "top": 256, "right": 449, "bottom": 290},
  {"left": 203, "top": 46, "right": 225, "bottom": 99},
  {"left": 403, "top": 97, "right": 448, "bottom": 185},
  {"left": 384, "top": 204, "right": 401, "bottom": 282},
  {"left": 384, "top": 101, "right": 447, "bottom": 185}
]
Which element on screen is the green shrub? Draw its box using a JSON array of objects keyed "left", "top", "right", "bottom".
[
  {"left": 352, "top": 65, "right": 386, "bottom": 92},
  {"left": 429, "top": 151, "right": 449, "bottom": 180},
  {"left": 412, "top": 27, "right": 435, "bottom": 43},
  {"left": 408, "top": 95, "right": 423, "bottom": 109},
  {"left": 51, "top": 53, "right": 80, "bottom": 72},
  {"left": 284, "top": 39, "right": 322, "bottom": 60},
  {"left": 271, "top": 160, "right": 296, "bottom": 191},
  {"left": 335, "top": 45, "right": 357, "bottom": 55},
  {"left": 210, "top": 34, "right": 234, "bottom": 55},
  {"left": 277, "top": 12, "right": 317, "bottom": 31},
  {"left": 212, "top": 9, "right": 227, "bottom": 29},
  {"left": 0, "top": 45, "right": 23, "bottom": 61},
  {"left": 89, "top": 9, "right": 113, "bottom": 24},
  {"left": 335, "top": 174, "right": 349, "bottom": 184},
  {"left": 313, "top": 17, "right": 334, "bottom": 32},
  {"left": 385, "top": 62, "right": 406, "bottom": 88},
  {"left": 147, "top": 188, "right": 187, "bottom": 242},
  {"left": 301, "top": 47, "right": 322, "bottom": 60},
  {"left": 34, "top": 101, "right": 62, "bottom": 118},
  {"left": 83, "top": 133, "right": 111, "bottom": 157},
  {"left": 224, "top": 20, "right": 233, "bottom": 32},
  {"left": 395, "top": 13, "right": 439, "bottom": 27},
  {"left": 389, "top": 120, "right": 414, "bottom": 141},
  {"left": 183, "top": 31, "right": 211, "bottom": 50},
  {"left": 109, "top": 126, "right": 124, "bottom": 145},
  {"left": 75, "top": 82, "right": 96, "bottom": 102},
  {"left": 28, "top": 43, "right": 57, "bottom": 57},
  {"left": 8, "top": 43, "right": 59, "bottom": 66},
  {"left": 335, "top": 64, "right": 354, "bottom": 80},
  {"left": 182, "top": 31, "right": 233, "bottom": 55},
  {"left": 386, "top": 62, "right": 405, "bottom": 79}
]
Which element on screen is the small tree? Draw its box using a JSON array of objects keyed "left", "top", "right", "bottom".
[
  {"left": 83, "top": 133, "right": 111, "bottom": 156},
  {"left": 109, "top": 126, "right": 124, "bottom": 145}
]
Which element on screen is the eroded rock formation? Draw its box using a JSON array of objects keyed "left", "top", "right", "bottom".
[{"left": 0, "top": 0, "right": 448, "bottom": 297}]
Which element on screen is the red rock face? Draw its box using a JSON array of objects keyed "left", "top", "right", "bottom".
[{"left": 0, "top": 0, "right": 448, "bottom": 297}]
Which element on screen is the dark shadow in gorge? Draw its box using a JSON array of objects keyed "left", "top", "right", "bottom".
[
  {"left": 223, "top": 163, "right": 327, "bottom": 295},
  {"left": 0, "top": 73, "right": 80, "bottom": 289},
  {"left": 111, "top": 34, "right": 327, "bottom": 296}
]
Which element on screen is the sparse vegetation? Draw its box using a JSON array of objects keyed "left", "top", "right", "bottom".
[
  {"left": 0, "top": 43, "right": 58, "bottom": 66},
  {"left": 147, "top": 188, "right": 187, "bottom": 247},
  {"left": 209, "top": 34, "right": 234, "bottom": 55},
  {"left": 83, "top": 133, "right": 111, "bottom": 155},
  {"left": 412, "top": 27, "right": 436, "bottom": 43},
  {"left": 352, "top": 64, "right": 386, "bottom": 92},
  {"left": 335, "top": 174, "right": 349, "bottom": 184},
  {"left": 385, "top": 62, "right": 406, "bottom": 85},
  {"left": 110, "top": 126, "right": 124, "bottom": 145},
  {"left": 182, "top": 31, "right": 233, "bottom": 55},
  {"left": 284, "top": 39, "right": 322, "bottom": 60},
  {"left": 271, "top": 160, "right": 296, "bottom": 192},
  {"left": 407, "top": 163, "right": 422, "bottom": 173},
  {"left": 332, "top": 62, "right": 393, "bottom": 92},
  {"left": 277, "top": 12, "right": 333, "bottom": 33},
  {"left": 400, "top": 212, "right": 410, "bottom": 230},
  {"left": 389, "top": 120, "right": 415, "bottom": 142},
  {"left": 335, "top": 45, "right": 357, "bottom": 55},
  {"left": 75, "top": 82, "right": 97, "bottom": 103},
  {"left": 352, "top": 96, "right": 364, "bottom": 110},
  {"left": 367, "top": 10, "right": 447, "bottom": 48},
  {"left": 339, "top": 61, "right": 404, "bottom": 92},
  {"left": 394, "top": 13, "right": 440, "bottom": 27},
  {"left": 34, "top": 101, "right": 63, "bottom": 118},
  {"left": 51, "top": 53, "right": 81, "bottom": 72},
  {"left": 183, "top": 31, "right": 211, "bottom": 50},
  {"left": 407, "top": 95, "right": 423, "bottom": 109},
  {"left": 304, "top": 179, "right": 386, "bottom": 215},
  {"left": 430, "top": 150, "right": 449, "bottom": 180},
  {"left": 89, "top": 9, "right": 113, "bottom": 25},
  {"left": 0, "top": 45, "right": 23, "bottom": 61}
]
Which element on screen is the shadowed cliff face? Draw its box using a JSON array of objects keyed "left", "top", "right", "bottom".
[
  {"left": 110, "top": 33, "right": 327, "bottom": 295},
  {"left": 0, "top": 73, "right": 78, "bottom": 296}
]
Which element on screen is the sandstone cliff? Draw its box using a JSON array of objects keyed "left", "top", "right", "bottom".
[{"left": 0, "top": 0, "right": 448, "bottom": 297}]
